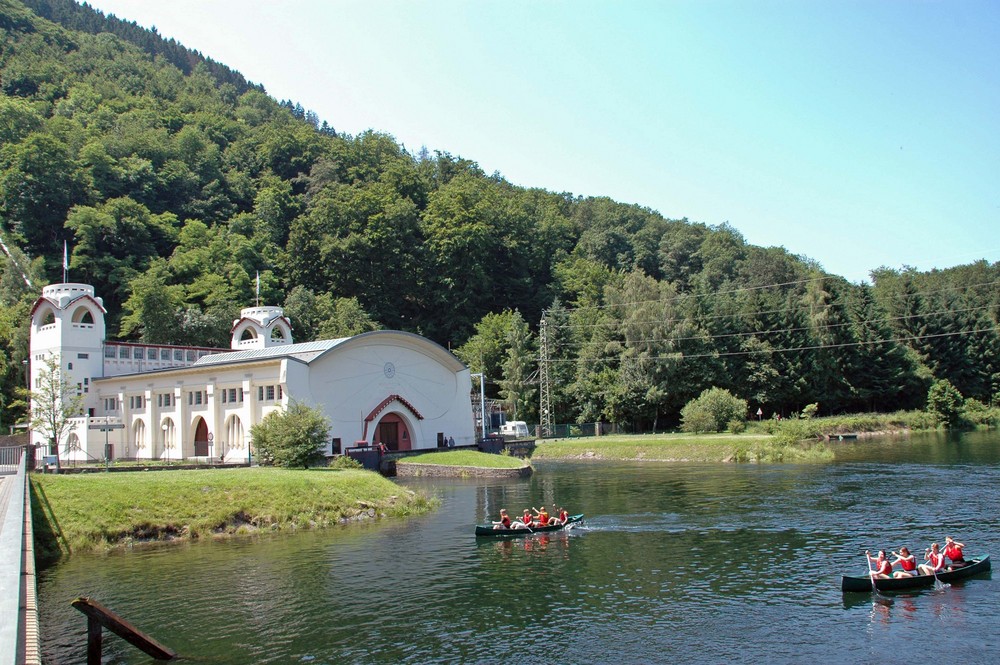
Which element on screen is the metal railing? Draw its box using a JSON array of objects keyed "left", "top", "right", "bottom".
[
  {"left": 0, "top": 447, "right": 39, "bottom": 665},
  {"left": 0, "top": 446, "right": 23, "bottom": 475}
]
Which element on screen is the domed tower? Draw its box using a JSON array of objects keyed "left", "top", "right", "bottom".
[
  {"left": 230, "top": 306, "right": 293, "bottom": 350},
  {"left": 28, "top": 283, "right": 107, "bottom": 440}
]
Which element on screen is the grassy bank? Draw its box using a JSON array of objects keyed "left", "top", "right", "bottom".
[
  {"left": 400, "top": 450, "right": 528, "bottom": 469},
  {"left": 745, "top": 410, "right": 939, "bottom": 440},
  {"left": 30, "top": 467, "right": 434, "bottom": 562},
  {"left": 530, "top": 432, "right": 833, "bottom": 463}
]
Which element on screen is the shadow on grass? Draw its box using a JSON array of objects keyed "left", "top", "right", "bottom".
[{"left": 29, "top": 477, "right": 70, "bottom": 568}]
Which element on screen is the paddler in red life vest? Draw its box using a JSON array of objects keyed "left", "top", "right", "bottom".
[
  {"left": 556, "top": 507, "right": 569, "bottom": 525},
  {"left": 943, "top": 536, "right": 967, "bottom": 568},
  {"left": 492, "top": 509, "right": 512, "bottom": 530},
  {"left": 511, "top": 509, "right": 533, "bottom": 529},
  {"left": 532, "top": 506, "right": 550, "bottom": 527},
  {"left": 919, "top": 543, "right": 945, "bottom": 576},
  {"left": 889, "top": 547, "right": 917, "bottom": 578},
  {"left": 866, "top": 550, "right": 893, "bottom": 578}
]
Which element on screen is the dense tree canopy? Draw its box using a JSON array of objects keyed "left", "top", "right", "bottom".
[{"left": 0, "top": 0, "right": 997, "bottom": 433}]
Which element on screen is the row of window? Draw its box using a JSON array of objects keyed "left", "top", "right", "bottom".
[
  {"left": 104, "top": 345, "right": 214, "bottom": 362},
  {"left": 258, "top": 385, "right": 282, "bottom": 401},
  {"left": 104, "top": 385, "right": 282, "bottom": 411},
  {"left": 221, "top": 388, "right": 244, "bottom": 403}
]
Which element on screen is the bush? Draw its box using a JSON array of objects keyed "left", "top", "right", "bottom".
[
  {"left": 962, "top": 398, "right": 1000, "bottom": 427},
  {"left": 727, "top": 419, "right": 747, "bottom": 434},
  {"left": 927, "top": 379, "right": 964, "bottom": 427},
  {"left": 250, "top": 401, "right": 330, "bottom": 468},
  {"left": 800, "top": 403, "right": 819, "bottom": 419},
  {"left": 680, "top": 403, "right": 715, "bottom": 433},
  {"left": 681, "top": 387, "right": 748, "bottom": 433},
  {"left": 330, "top": 454, "right": 363, "bottom": 469}
]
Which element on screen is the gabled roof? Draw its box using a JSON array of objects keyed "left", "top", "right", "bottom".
[
  {"left": 230, "top": 314, "right": 292, "bottom": 334},
  {"left": 29, "top": 293, "right": 107, "bottom": 317}
]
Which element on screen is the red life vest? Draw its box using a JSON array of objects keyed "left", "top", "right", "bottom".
[
  {"left": 899, "top": 556, "right": 916, "bottom": 572},
  {"left": 876, "top": 559, "right": 892, "bottom": 576},
  {"left": 500, "top": 515, "right": 511, "bottom": 528},
  {"left": 944, "top": 544, "right": 964, "bottom": 562}
]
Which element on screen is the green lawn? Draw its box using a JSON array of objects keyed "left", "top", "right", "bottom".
[
  {"left": 30, "top": 467, "right": 433, "bottom": 559},
  {"left": 399, "top": 450, "right": 528, "bottom": 469},
  {"left": 531, "top": 432, "right": 831, "bottom": 463}
]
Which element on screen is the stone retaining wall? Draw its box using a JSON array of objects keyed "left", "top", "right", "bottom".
[{"left": 395, "top": 463, "right": 532, "bottom": 479}]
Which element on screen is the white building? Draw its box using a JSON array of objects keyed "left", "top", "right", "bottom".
[{"left": 28, "top": 282, "right": 476, "bottom": 463}]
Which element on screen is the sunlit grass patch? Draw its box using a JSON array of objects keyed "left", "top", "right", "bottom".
[
  {"left": 400, "top": 450, "right": 528, "bottom": 469},
  {"left": 30, "top": 467, "right": 433, "bottom": 559}
]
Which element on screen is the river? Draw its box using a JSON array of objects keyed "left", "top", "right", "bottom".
[{"left": 37, "top": 430, "right": 1000, "bottom": 664}]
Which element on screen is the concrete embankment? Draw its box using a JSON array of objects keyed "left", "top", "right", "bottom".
[{"left": 395, "top": 463, "right": 532, "bottom": 478}]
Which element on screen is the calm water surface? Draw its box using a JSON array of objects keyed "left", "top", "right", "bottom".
[{"left": 38, "top": 430, "right": 1000, "bottom": 663}]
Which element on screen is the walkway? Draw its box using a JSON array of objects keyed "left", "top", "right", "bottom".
[{"left": 0, "top": 450, "right": 41, "bottom": 665}]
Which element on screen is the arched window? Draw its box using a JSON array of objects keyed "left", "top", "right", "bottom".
[
  {"left": 64, "top": 433, "right": 82, "bottom": 454},
  {"left": 41, "top": 310, "right": 56, "bottom": 326},
  {"left": 72, "top": 306, "right": 95, "bottom": 324},
  {"left": 270, "top": 327, "right": 285, "bottom": 341},
  {"left": 241, "top": 328, "right": 257, "bottom": 341}
]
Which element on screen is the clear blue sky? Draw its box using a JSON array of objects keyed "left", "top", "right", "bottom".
[{"left": 85, "top": 0, "right": 999, "bottom": 283}]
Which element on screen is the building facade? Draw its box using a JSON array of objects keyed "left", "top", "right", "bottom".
[{"left": 28, "top": 283, "right": 476, "bottom": 462}]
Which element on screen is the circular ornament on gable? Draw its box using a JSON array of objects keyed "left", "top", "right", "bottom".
[{"left": 383, "top": 362, "right": 396, "bottom": 378}]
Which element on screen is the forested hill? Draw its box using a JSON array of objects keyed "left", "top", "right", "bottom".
[
  {"left": 1, "top": 0, "right": 997, "bottom": 431},
  {"left": 22, "top": 0, "right": 259, "bottom": 95}
]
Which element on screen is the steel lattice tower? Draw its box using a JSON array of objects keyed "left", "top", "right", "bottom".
[{"left": 538, "top": 316, "right": 553, "bottom": 437}]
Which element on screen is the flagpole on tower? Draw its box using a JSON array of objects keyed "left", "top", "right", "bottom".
[
  {"left": 63, "top": 240, "right": 69, "bottom": 283},
  {"left": 256, "top": 271, "right": 260, "bottom": 307}
]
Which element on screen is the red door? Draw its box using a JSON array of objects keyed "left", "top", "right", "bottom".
[
  {"left": 377, "top": 421, "right": 399, "bottom": 451},
  {"left": 194, "top": 419, "right": 209, "bottom": 456}
]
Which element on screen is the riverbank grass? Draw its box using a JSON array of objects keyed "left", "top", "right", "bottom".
[
  {"left": 30, "top": 467, "right": 434, "bottom": 561},
  {"left": 531, "top": 432, "right": 832, "bottom": 463},
  {"left": 400, "top": 450, "right": 528, "bottom": 469}
]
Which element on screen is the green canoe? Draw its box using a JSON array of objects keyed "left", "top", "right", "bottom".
[{"left": 475, "top": 514, "right": 584, "bottom": 537}]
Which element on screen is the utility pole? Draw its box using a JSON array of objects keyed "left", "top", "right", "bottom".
[{"left": 539, "top": 315, "right": 553, "bottom": 438}]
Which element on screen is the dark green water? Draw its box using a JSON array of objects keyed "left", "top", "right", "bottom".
[{"left": 38, "top": 430, "right": 1000, "bottom": 663}]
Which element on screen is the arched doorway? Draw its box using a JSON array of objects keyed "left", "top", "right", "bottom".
[
  {"left": 363, "top": 394, "right": 423, "bottom": 450},
  {"left": 161, "top": 418, "right": 176, "bottom": 460},
  {"left": 223, "top": 414, "right": 245, "bottom": 462},
  {"left": 374, "top": 412, "right": 412, "bottom": 452},
  {"left": 131, "top": 419, "right": 146, "bottom": 459},
  {"left": 194, "top": 418, "right": 209, "bottom": 457}
]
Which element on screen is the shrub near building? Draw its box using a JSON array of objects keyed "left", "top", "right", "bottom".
[{"left": 250, "top": 402, "right": 330, "bottom": 468}]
